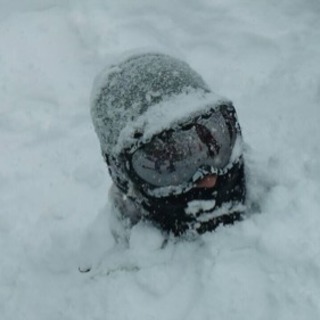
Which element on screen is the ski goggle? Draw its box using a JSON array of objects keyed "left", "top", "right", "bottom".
[{"left": 126, "top": 104, "right": 240, "bottom": 189}]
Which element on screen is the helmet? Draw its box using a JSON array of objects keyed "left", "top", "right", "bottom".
[{"left": 91, "top": 52, "right": 246, "bottom": 236}]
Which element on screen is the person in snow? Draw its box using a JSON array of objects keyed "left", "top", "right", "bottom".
[{"left": 90, "top": 52, "right": 246, "bottom": 240}]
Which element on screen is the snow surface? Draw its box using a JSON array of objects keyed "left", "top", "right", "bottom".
[{"left": 1, "top": 0, "right": 320, "bottom": 319}]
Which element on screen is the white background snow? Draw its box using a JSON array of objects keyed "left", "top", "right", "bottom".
[{"left": 1, "top": 0, "right": 320, "bottom": 319}]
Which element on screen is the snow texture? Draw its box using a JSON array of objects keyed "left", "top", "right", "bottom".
[
  {"left": 1, "top": 0, "right": 320, "bottom": 319},
  {"left": 91, "top": 51, "right": 227, "bottom": 156},
  {"left": 185, "top": 199, "right": 216, "bottom": 216}
]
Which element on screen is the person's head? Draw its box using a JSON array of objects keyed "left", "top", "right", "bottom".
[{"left": 91, "top": 52, "right": 246, "bottom": 236}]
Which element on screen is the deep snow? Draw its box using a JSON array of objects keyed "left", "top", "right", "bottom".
[{"left": 1, "top": 0, "right": 320, "bottom": 319}]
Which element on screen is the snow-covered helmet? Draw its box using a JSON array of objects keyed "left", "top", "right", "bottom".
[{"left": 91, "top": 52, "right": 246, "bottom": 236}]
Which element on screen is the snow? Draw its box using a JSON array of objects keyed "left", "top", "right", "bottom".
[
  {"left": 111, "top": 90, "right": 226, "bottom": 155},
  {"left": 186, "top": 199, "right": 216, "bottom": 216},
  {"left": 90, "top": 51, "right": 219, "bottom": 156},
  {"left": 1, "top": 0, "right": 320, "bottom": 319}
]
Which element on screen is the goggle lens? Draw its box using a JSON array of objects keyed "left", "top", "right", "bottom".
[{"left": 130, "top": 105, "right": 239, "bottom": 188}]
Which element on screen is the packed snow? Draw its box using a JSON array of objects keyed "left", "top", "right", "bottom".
[{"left": 1, "top": 0, "right": 320, "bottom": 319}]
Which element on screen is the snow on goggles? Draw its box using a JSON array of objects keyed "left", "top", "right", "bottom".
[{"left": 127, "top": 104, "right": 240, "bottom": 189}]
